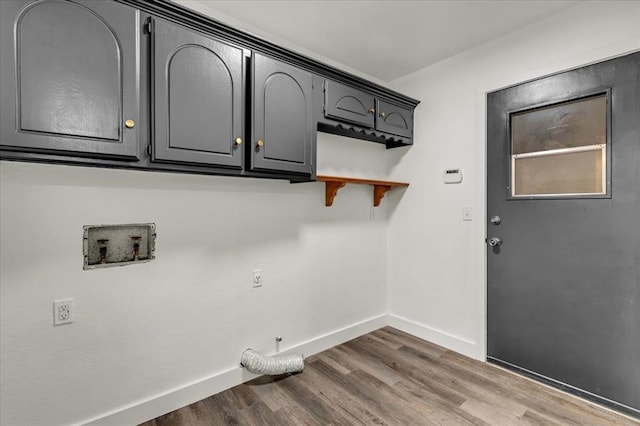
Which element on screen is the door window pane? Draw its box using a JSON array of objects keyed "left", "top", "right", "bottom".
[
  {"left": 510, "top": 94, "right": 607, "bottom": 197},
  {"left": 513, "top": 148, "right": 604, "bottom": 196}
]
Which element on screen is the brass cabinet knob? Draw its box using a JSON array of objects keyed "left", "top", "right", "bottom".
[
  {"left": 125, "top": 119, "right": 135, "bottom": 128},
  {"left": 235, "top": 137, "right": 243, "bottom": 145},
  {"left": 368, "top": 107, "right": 375, "bottom": 114},
  {"left": 379, "top": 112, "right": 386, "bottom": 118},
  {"left": 257, "top": 139, "right": 264, "bottom": 148}
]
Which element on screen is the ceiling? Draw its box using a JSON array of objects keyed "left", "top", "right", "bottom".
[{"left": 181, "top": 0, "right": 583, "bottom": 82}]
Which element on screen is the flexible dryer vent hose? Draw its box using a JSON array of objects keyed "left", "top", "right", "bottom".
[{"left": 240, "top": 349, "right": 304, "bottom": 375}]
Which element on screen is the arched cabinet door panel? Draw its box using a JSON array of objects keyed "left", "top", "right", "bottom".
[
  {"left": 324, "top": 80, "right": 375, "bottom": 128},
  {"left": 375, "top": 99, "right": 413, "bottom": 138},
  {"left": 151, "top": 18, "right": 243, "bottom": 168},
  {"left": 251, "top": 53, "right": 314, "bottom": 176},
  {"left": 0, "top": 0, "right": 140, "bottom": 160}
]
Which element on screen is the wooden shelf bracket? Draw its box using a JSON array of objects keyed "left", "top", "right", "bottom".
[
  {"left": 317, "top": 175, "right": 409, "bottom": 207},
  {"left": 325, "top": 180, "right": 347, "bottom": 206},
  {"left": 373, "top": 184, "right": 392, "bottom": 207}
]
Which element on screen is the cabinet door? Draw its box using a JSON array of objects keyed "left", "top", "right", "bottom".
[
  {"left": 324, "top": 80, "right": 375, "bottom": 128},
  {"left": 152, "top": 19, "right": 243, "bottom": 168},
  {"left": 0, "top": 0, "right": 140, "bottom": 160},
  {"left": 375, "top": 100, "right": 413, "bottom": 138},
  {"left": 251, "top": 53, "right": 313, "bottom": 175}
]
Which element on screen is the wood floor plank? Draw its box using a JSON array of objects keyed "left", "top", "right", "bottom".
[
  {"left": 363, "top": 331, "right": 404, "bottom": 350},
  {"left": 460, "top": 398, "right": 523, "bottom": 425},
  {"left": 239, "top": 375, "right": 291, "bottom": 412},
  {"left": 275, "top": 369, "right": 351, "bottom": 425},
  {"left": 330, "top": 343, "right": 404, "bottom": 387},
  {"left": 440, "top": 350, "right": 635, "bottom": 425},
  {"left": 376, "top": 327, "right": 448, "bottom": 358},
  {"left": 349, "top": 335, "right": 524, "bottom": 424},
  {"left": 140, "top": 327, "right": 640, "bottom": 425},
  {"left": 344, "top": 335, "right": 469, "bottom": 406},
  {"left": 392, "top": 380, "right": 487, "bottom": 426},
  {"left": 299, "top": 360, "right": 386, "bottom": 425},
  {"left": 313, "top": 347, "right": 356, "bottom": 375},
  {"left": 389, "top": 343, "right": 529, "bottom": 417},
  {"left": 345, "top": 368, "right": 442, "bottom": 426},
  {"left": 517, "top": 409, "right": 565, "bottom": 426}
]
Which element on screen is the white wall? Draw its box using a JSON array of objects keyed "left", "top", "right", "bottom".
[
  {"left": 0, "top": 133, "right": 393, "bottom": 426},
  {"left": 386, "top": 0, "right": 640, "bottom": 360}
]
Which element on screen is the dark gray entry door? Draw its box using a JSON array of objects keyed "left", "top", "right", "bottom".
[{"left": 487, "top": 52, "right": 639, "bottom": 416}]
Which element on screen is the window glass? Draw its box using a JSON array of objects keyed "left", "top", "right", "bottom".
[{"left": 511, "top": 94, "right": 607, "bottom": 197}]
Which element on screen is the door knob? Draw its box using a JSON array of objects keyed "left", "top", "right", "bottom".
[
  {"left": 257, "top": 139, "right": 264, "bottom": 148},
  {"left": 488, "top": 237, "right": 502, "bottom": 247},
  {"left": 124, "top": 119, "right": 135, "bottom": 128},
  {"left": 490, "top": 215, "right": 502, "bottom": 225}
]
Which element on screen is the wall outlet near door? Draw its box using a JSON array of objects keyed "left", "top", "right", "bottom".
[{"left": 53, "top": 299, "right": 73, "bottom": 326}]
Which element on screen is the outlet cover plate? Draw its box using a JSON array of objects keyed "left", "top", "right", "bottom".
[{"left": 54, "top": 299, "right": 73, "bottom": 326}]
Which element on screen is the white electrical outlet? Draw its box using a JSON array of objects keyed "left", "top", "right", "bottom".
[
  {"left": 252, "top": 269, "right": 263, "bottom": 287},
  {"left": 53, "top": 299, "right": 73, "bottom": 326}
]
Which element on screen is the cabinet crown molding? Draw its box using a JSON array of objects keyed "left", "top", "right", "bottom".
[{"left": 116, "top": 0, "right": 420, "bottom": 110}]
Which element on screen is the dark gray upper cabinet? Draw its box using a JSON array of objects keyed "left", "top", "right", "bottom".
[
  {"left": 324, "top": 81, "right": 375, "bottom": 128},
  {"left": 322, "top": 80, "right": 413, "bottom": 143},
  {"left": 375, "top": 100, "right": 413, "bottom": 138},
  {"left": 0, "top": 0, "right": 140, "bottom": 160},
  {"left": 251, "top": 53, "right": 314, "bottom": 175},
  {"left": 151, "top": 18, "right": 244, "bottom": 168},
  {"left": 1, "top": 0, "right": 419, "bottom": 177}
]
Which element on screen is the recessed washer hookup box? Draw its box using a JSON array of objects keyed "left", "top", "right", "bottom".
[{"left": 83, "top": 223, "right": 156, "bottom": 270}]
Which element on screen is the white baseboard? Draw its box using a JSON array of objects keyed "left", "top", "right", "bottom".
[
  {"left": 387, "top": 314, "right": 480, "bottom": 360},
  {"left": 81, "top": 314, "right": 388, "bottom": 426}
]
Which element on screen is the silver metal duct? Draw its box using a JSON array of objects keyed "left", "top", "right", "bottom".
[{"left": 240, "top": 349, "right": 304, "bottom": 375}]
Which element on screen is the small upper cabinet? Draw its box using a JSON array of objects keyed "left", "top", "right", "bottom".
[
  {"left": 251, "top": 53, "right": 314, "bottom": 175},
  {"left": 375, "top": 99, "right": 413, "bottom": 138},
  {"left": 0, "top": 0, "right": 140, "bottom": 159},
  {"left": 324, "top": 80, "right": 375, "bottom": 128},
  {"left": 151, "top": 18, "right": 244, "bottom": 168},
  {"left": 322, "top": 80, "right": 414, "bottom": 146}
]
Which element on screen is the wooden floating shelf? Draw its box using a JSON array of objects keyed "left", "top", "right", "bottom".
[{"left": 317, "top": 175, "right": 409, "bottom": 207}]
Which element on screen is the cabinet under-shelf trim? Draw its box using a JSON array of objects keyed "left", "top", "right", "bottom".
[{"left": 316, "top": 175, "right": 409, "bottom": 207}]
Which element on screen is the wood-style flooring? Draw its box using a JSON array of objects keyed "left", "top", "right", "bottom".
[{"left": 140, "top": 327, "right": 639, "bottom": 425}]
